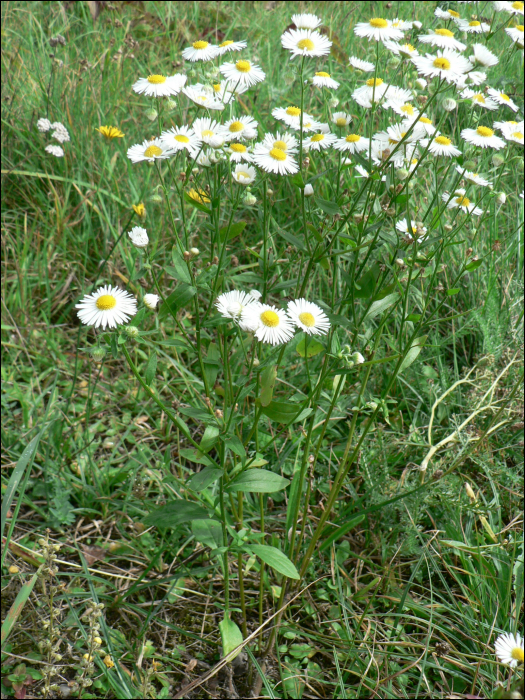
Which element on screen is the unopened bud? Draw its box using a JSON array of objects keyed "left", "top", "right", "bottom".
[
  {"left": 149, "top": 193, "right": 162, "bottom": 203},
  {"left": 415, "top": 78, "right": 427, "bottom": 90},
  {"left": 465, "top": 483, "right": 477, "bottom": 502},
  {"left": 492, "top": 153, "right": 505, "bottom": 168},
  {"left": 466, "top": 247, "right": 473, "bottom": 257},
  {"left": 91, "top": 346, "right": 106, "bottom": 362},
  {"left": 442, "top": 98, "right": 457, "bottom": 112},
  {"left": 215, "top": 409, "right": 223, "bottom": 419},
  {"left": 145, "top": 108, "right": 158, "bottom": 121},
  {"left": 329, "top": 97, "right": 340, "bottom": 109},
  {"left": 351, "top": 352, "right": 365, "bottom": 365},
  {"left": 190, "top": 247, "right": 200, "bottom": 256},
  {"left": 266, "top": 188, "right": 274, "bottom": 196},
  {"left": 444, "top": 224, "right": 453, "bottom": 232},
  {"left": 243, "top": 193, "right": 257, "bottom": 206},
  {"left": 304, "top": 183, "right": 314, "bottom": 197},
  {"left": 252, "top": 357, "right": 260, "bottom": 367},
  {"left": 183, "top": 250, "right": 191, "bottom": 261},
  {"left": 496, "top": 192, "right": 506, "bottom": 205},
  {"left": 397, "top": 167, "right": 409, "bottom": 180},
  {"left": 125, "top": 325, "right": 139, "bottom": 337},
  {"left": 166, "top": 99, "right": 178, "bottom": 111}
]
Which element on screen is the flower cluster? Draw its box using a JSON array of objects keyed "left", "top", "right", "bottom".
[{"left": 37, "top": 118, "right": 70, "bottom": 157}]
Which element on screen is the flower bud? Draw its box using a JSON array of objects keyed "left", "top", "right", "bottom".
[
  {"left": 252, "top": 357, "right": 260, "bottom": 367},
  {"left": 442, "top": 98, "right": 457, "bottom": 112},
  {"left": 145, "top": 108, "right": 158, "bottom": 121},
  {"left": 166, "top": 99, "right": 178, "bottom": 111},
  {"left": 396, "top": 167, "right": 409, "bottom": 180},
  {"left": 144, "top": 293, "right": 160, "bottom": 309},
  {"left": 304, "top": 183, "right": 314, "bottom": 197},
  {"left": 496, "top": 192, "right": 506, "bottom": 205},
  {"left": 329, "top": 97, "right": 339, "bottom": 109},
  {"left": 190, "top": 247, "right": 200, "bottom": 256},
  {"left": 91, "top": 346, "right": 106, "bottom": 362},
  {"left": 492, "top": 153, "right": 505, "bottom": 167},
  {"left": 266, "top": 188, "right": 274, "bottom": 196},
  {"left": 351, "top": 352, "right": 365, "bottom": 365},
  {"left": 243, "top": 193, "right": 257, "bottom": 206},
  {"left": 415, "top": 78, "right": 427, "bottom": 90},
  {"left": 125, "top": 325, "right": 139, "bottom": 337},
  {"left": 149, "top": 193, "right": 162, "bottom": 203}
]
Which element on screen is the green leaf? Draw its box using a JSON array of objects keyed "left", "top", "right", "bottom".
[
  {"left": 296, "top": 337, "right": 324, "bottom": 358},
  {"left": 260, "top": 400, "right": 303, "bottom": 424},
  {"left": 219, "top": 616, "right": 243, "bottom": 659},
  {"left": 274, "top": 227, "right": 306, "bottom": 252},
  {"left": 248, "top": 544, "right": 300, "bottom": 579},
  {"left": 290, "top": 173, "right": 305, "bottom": 188},
  {"left": 159, "top": 284, "right": 197, "bottom": 319},
  {"left": 192, "top": 519, "right": 223, "bottom": 549},
  {"left": 199, "top": 425, "right": 220, "bottom": 453},
  {"left": 188, "top": 466, "right": 222, "bottom": 491},
  {"left": 183, "top": 191, "right": 210, "bottom": 213},
  {"left": 144, "top": 352, "right": 157, "bottom": 386},
  {"left": 353, "top": 267, "right": 378, "bottom": 299},
  {"left": 170, "top": 247, "right": 192, "bottom": 284},
  {"left": 224, "top": 435, "right": 246, "bottom": 459},
  {"left": 399, "top": 335, "right": 427, "bottom": 373},
  {"left": 319, "top": 515, "right": 366, "bottom": 552},
  {"left": 180, "top": 448, "right": 213, "bottom": 466},
  {"left": 203, "top": 342, "right": 221, "bottom": 390},
  {"left": 143, "top": 501, "right": 210, "bottom": 528},
  {"left": 260, "top": 365, "right": 277, "bottom": 407},
  {"left": 365, "top": 293, "right": 400, "bottom": 321},
  {"left": 406, "top": 314, "right": 422, "bottom": 322},
  {"left": 315, "top": 197, "right": 340, "bottom": 216},
  {"left": 219, "top": 220, "right": 247, "bottom": 241},
  {"left": 465, "top": 258, "right": 483, "bottom": 272},
  {"left": 446, "top": 288, "right": 460, "bottom": 296},
  {"left": 1, "top": 571, "right": 39, "bottom": 645},
  {"left": 225, "top": 469, "right": 290, "bottom": 493}
]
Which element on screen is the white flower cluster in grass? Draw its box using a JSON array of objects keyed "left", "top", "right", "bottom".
[{"left": 37, "top": 117, "right": 70, "bottom": 157}]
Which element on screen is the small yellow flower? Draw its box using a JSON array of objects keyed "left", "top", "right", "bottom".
[
  {"left": 8, "top": 565, "right": 20, "bottom": 574},
  {"left": 96, "top": 125, "right": 124, "bottom": 139},
  {"left": 187, "top": 188, "right": 211, "bottom": 204},
  {"left": 132, "top": 202, "right": 146, "bottom": 218},
  {"left": 103, "top": 655, "right": 115, "bottom": 668}
]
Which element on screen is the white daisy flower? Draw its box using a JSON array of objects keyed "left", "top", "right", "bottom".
[
  {"left": 487, "top": 88, "right": 519, "bottom": 112},
  {"left": 281, "top": 28, "right": 332, "bottom": 60},
  {"left": 144, "top": 293, "right": 160, "bottom": 309},
  {"left": 232, "top": 164, "right": 256, "bottom": 184},
  {"left": 195, "top": 150, "right": 213, "bottom": 167},
  {"left": 160, "top": 125, "right": 201, "bottom": 154},
  {"left": 435, "top": 7, "right": 462, "bottom": 20},
  {"left": 493, "top": 1, "right": 513, "bottom": 10},
  {"left": 461, "top": 125, "right": 506, "bottom": 149},
  {"left": 182, "top": 40, "right": 219, "bottom": 62},
  {"left": 312, "top": 71, "right": 340, "bottom": 89},
  {"left": 210, "top": 81, "right": 236, "bottom": 105},
  {"left": 495, "top": 632, "right": 524, "bottom": 667},
  {"left": 391, "top": 18, "right": 413, "bottom": 31},
  {"left": 457, "top": 19, "right": 490, "bottom": 32},
  {"left": 45, "top": 144, "right": 64, "bottom": 157},
  {"left": 216, "top": 290, "right": 257, "bottom": 322},
  {"left": 349, "top": 56, "right": 375, "bottom": 72},
  {"left": 76, "top": 285, "right": 137, "bottom": 330},
  {"left": 443, "top": 188, "right": 483, "bottom": 214},
  {"left": 461, "top": 89, "right": 499, "bottom": 110},
  {"left": 332, "top": 112, "right": 352, "bottom": 127},
  {"left": 228, "top": 142, "right": 254, "bottom": 163},
  {"left": 183, "top": 84, "right": 225, "bottom": 110},
  {"left": 128, "top": 226, "right": 149, "bottom": 247},
  {"left": 374, "top": 123, "right": 419, "bottom": 148},
  {"left": 292, "top": 13, "right": 322, "bottom": 29},
  {"left": 192, "top": 117, "right": 227, "bottom": 147},
  {"left": 289, "top": 116, "right": 323, "bottom": 133},
  {"left": 352, "top": 77, "right": 391, "bottom": 107},
  {"left": 334, "top": 133, "right": 370, "bottom": 153},
  {"left": 132, "top": 73, "right": 187, "bottom": 97},
  {"left": 412, "top": 49, "right": 472, "bottom": 83},
  {"left": 493, "top": 119, "right": 523, "bottom": 135},
  {"left": 258, "top": 132, "right": 298, "bottom": 154},
  {"left": 461, "top": 70, "right": 488, "bottom": 87},
  {"left": 37, "top": 117, "right": 52, "bottom": 132},
  {"left": 403, "top": 115, "right": 436, "bottom": 137},
  {"left": 418, "top": 28, "right": 466, "bottom": 51},
  {"left": 426, "top": 134, "right": 462, "bottom": 156},
  {"left": 304, "top": 130, "right": 337, "bottom": 151},
  {"left": 127, "top": 138, "right": 173, "bottom": 163},
  {"left": 505, "top": 129, "right": 524, "bottom": 144},
  {"left": 469, "top": 43, "right": 499, "bottom": 67},
  {"left": 272, "top": 105, "right": 310, "bottom": 128},
  {"left": 216, "top": 39, "right": 248, "bottom": 55},
  {"left": 395, "top": 218, "right": 428, "bottom": 240},
  {"left": 354, "top": 17, "right": 404, "bottom": 42},
  {"left": 223, "top": 115, "right": 259, "bottom": 141},
  {"left": 371, "top": 140, "right": 407, "bottom": 168},
  {"left": 505, "top": 24, "right": 524, "bottom": 45},
  {"left": 387, "top": 101, "right": 419, "bottom": 119},
  {"left": 455, "top": 166, "right": 492, "bottom": 186},
  {"left": 220, "top": 60, "right": 266, "bottom": 89},
  {"left": 287, "top": 299, "right": 331, "bottom": 336},
  {"left": 383, "top": 85, "right": 413, "bottom": 105},
  {"left": 508, "top": 1, "right": 524, "bottom": 15},
  {"left": 241, "top": 303, "right": 295, "bottom": 345},
  {"left": 252, "top": 143, "right": 299, "bottom": 175},
  {"left": 383, "top": 41, "right": 419, "bottom": 58}
]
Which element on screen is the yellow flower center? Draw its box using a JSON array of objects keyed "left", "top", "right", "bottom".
[
  {"left": 366, "top": 77, "right": 384, "bottom": 87},
  {"left": 435, "top": 28, "right": 454, "bottom": 37},
  {"left": 96, "top": 295, "right": 117, "bottom": 310},
  {"left": 403, "top": 43, "right": 415, "bottom": 52},
  {"left": 516, "top": 24, "right": 524, "bottom": 31},
  {"left": 336, "top": 117, "right": 347, "bottom": 126},
  {"left": 220, "top": 40, "right": 233, "bottom": 47},
  {"left": 420, "top": 117, "right": 432, "bottom": 124},
  {"left": 229, "top": 121, "right": 244, "bottom": 133},
  {"left": 346, "top": 134, "right": 361, "bottom": 142},
  {"left": 474, "top": 94, "right": 486, "bottom": 102},
  {"left": 311, "top": 134, "right": 325, "bottom": 142},
  {"left": 269, "top": 147, "right": 287, "bottom": 161},
  {"left": 435, "top": 136, "right": 451, "bottom": 146},
  {"left": 237, "top": 171, "right": 250, "bottom": 179},
  {"left": 235, "top": 60, "right": 251, "bottom": 72},
  {"left": 400, "top": 103, "right": 414, "bottom": 115},
  {"left": 193, "top": 40, "right": 209, "bottom": 49},
  {"left": 299, "top": 312, "right": 315, "bottom": 327},
  {"left": 273, "top": 140, "right": 287, "bottom": 150},
  {"left": 512, "top": 131, "right": 524, "bottom": 139},
  {"left": 456, "top": 196, "right": 470, "bottom": 207},
  {"left": 448, "top": 9, "right": 460, "bottom": 17},
  {"left": 144, "top": 145, "right": 163, "bottom": 157},
  {"left": 369, "top": 18, "right": 388, "bottom": 28},
  {"left": 230, "top": 143, "right": 247, "bottom": 152},
  {"left": 213, "top": 83, "right": 221, "bottom": 92},
  {"left": 297, "top": 38, "right": 315, "bottom": 51},
  {"left": 511, "top": 647, "right": 525, "bottom": 662},
  {"left": 500, "top": 93, "right": 510, "bottom": 101},
  {"left": 260, "top": 310, "right": 280, "bottom": 327},
  {"left": 477, "top": 126, "right": 494, "bottom": 137},
  {"left": 316, "top": 71, "right": 330, "bottom": 77},
  {"left": 174, "top": 134, "right": 190, "bottom": 143},
  {"left": 147, "top": 75, "right": 166, "bottom": 84},
  {"left": 202, "top": 130, "right": 214, "bottom": 137},
  {"left": 286, "top": 106, "right": 302, "bottom": 116},
  {"left": 433, "top": 57, "right": 451, "bottom": 70},
  {"left": 512, "top": 1, "right": 523, "bottom": 9},
  {"left": 469, "top": 20, "right": 481, "bottom": 26}
]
